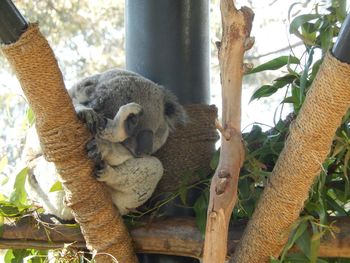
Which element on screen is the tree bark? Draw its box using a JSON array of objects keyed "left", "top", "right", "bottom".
[
  {"left": 202, "top": 1, "right": 254, "bottom": 263},
  {"left": 1, "top": 24, "right": 137, "bottom": 263}
]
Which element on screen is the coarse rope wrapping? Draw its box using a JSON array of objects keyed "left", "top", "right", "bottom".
[
  {"left": 232, "top": 52, "right": 350, "bottom": 263},
  {"left": 1, "top": 24, "right": 137, "bottom": 263},
  {"left": 155, "top": 104, "right": 219, "bottom": 192}
]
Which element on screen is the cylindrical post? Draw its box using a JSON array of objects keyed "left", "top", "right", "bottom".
[
  {"left": 332, "top": 13, "right": 350, "bottom": 63},
  {"left": 126, "top": 1, "right": 210, "bottom": 263},
  {"left": 0, "top": 0, "right": 28, "bottom": 44},
  {"left": 125, "top": 0, "right": 210, "bottom": 105}
]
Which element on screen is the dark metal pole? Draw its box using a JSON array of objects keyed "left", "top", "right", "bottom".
[
  {"left": 332, "top": 13, "right": 350, "bottom": 63},
  {"left": 125, "top": 1, "right": 209, "bottom": 262},
  {"left": 0, "top": 0, "right": 28, "bottom": 44},
  {"left": 125, "top": 0, "right": 210, "bottom": 105}
]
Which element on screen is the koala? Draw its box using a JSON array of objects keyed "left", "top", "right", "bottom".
[{"left": 24, "top": 69, "right": 187, "bottom": 221}]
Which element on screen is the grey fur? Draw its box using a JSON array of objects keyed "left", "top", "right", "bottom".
[{"left": 25, "top": 69, "right": 187, "bottom": 219}]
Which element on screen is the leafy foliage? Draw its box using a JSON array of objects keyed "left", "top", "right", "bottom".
[{"left": 238, "top": 1, "right": 349, "bottom": 262}]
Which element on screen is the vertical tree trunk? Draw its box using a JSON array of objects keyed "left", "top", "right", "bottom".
[{"left": 202, "top": 1, "right": 254, "bottom": 262}]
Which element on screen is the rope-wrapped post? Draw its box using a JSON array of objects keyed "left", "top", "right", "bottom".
[
  {"left": 1, "top": 24, "right": 138, "bottom": 263},
  {"left": 232, "top": 52, "right": 350, "bottom": 262}
]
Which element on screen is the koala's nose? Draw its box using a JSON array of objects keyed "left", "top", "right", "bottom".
[{"left": 136, "top": 129, "right": 154, "bottom": 156}]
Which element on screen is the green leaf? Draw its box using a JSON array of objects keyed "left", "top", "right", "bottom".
[
  {"left": 290, "top": 14, "right": 321, "bottom": 41},
  {"left": 310, "top": 231, "right": 322, "bottom": 263},
  {"left": 320, "top": 27, "right": 333, "bottom": 51},
  {"left": 250, "top": 74, "right": 296, "bottom": 102},
  {"left": 0, "top": 156, "right": 8, "bottom": 174},
  {"left": 284, "top": 252, "right": 310, "bottom": 262},
  {"left": 282, "top": 96, "right": 296, "bottom": 104},
  {"left": 0, "top": 202, "right": 21, "bottom": 217},
  {"left": 250, "top": 85, "right": 279, "bottom": 101},
  {"left": 25, "top": 108, "right": 35, "bottom": 127},
  {"left": 4, "top": 249, "right": 14, "bottom": 263},
  {"left": 210, "top": 150, "right": 220, "bottom": 170},
  {"left": 246, "top": 56, "right": 300, "bottom": 75},
  {"left": 9, "top": 168, "right": 29, "bottom": 208},
  {"left": 325, "top": 194, "right": 348, "bottom": 216},
  {"left": 49, "top": 181, "right": 63, "bottom": 192},
  {"left": 0, "top": 215, "right": 4, "bottom": 237},
  {"left": 281, "top": 220, "right": 308, "bottom": 260},
  {"left": 333, "top": 0, "right": 347, "bottom": 22},
  {"left": 301, "top": 22, "right": 317, "bottom": 43},
  {"left": 12, "top": 249, "right": 30, "bottom": 263},
  {"left": 179, "top": 186, "right": 188, "bottom": 206},
  {"left": 193, "top": 189, "right": 209, "bottom": 237},
  {"left": 296, "top": 227, "right": 311, "bottom": 259},
  {"left": 269, "top": 258, "right": 280, "bottom": 263}
]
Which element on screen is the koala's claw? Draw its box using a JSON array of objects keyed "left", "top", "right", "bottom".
[
  {"left": 86, "top": 139, "right": 102, "bottom": 163},
  {"left": 86, "top": 139, "right": 106, "bottom": 178},
  {"left": 93, "top": 160, "right": 106, "bottom": 178},
  {"left": 77, "top": 108, "right": 107, "bottom": 135}
]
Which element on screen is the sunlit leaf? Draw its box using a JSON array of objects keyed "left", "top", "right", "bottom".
[
  {"left": 4, "top": 249, "right": 14, "bottom": 262},
  {"left": 0, "top": 156, "right": 8, "bottom": 174},
  {"left": 49, "top": 181, "right": 63, "bottom": 192},
  {"left": 246, "top": 56, "right": 300, "bottom": 75},
  {"left": 9, "top": 167, "right": 28, "bottom": 208},
  {"left": 25, "top": 107, "right": 35, "bottom": 127}
]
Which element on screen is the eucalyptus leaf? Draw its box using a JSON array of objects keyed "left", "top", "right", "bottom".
[
  {"left": 310, "top": 231, "right": 322, "bottom": 263},
  {"left": 25, "top": 107, "right": 35, "bottom": 127},
  {"left": 246, "top": 56, "right": 300, "bottom": 75},
  {"left": 0, "top": 156, "right": 8, "bottom": 174},
  {"left": 49, "top": 181, "right": 63, "bottom": 192},
  {"left": 290, "top": 14, "right": 321, "bottom": 35},
  {"left": 9, "top": 167, "right": 28, "bottom": 208},
  {"left": 0, "top": 215, "right": 4, "bottom": 237},
  {"left": 0, "top": 202, "right": 21, "bottom": 217},
  {"left": 193, "top": 189, "right": 209, "bottom": 236}
]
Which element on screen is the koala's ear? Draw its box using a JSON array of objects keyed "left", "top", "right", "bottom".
[{"left": 163, "top": 89, "right": 188, "bottom": 131}]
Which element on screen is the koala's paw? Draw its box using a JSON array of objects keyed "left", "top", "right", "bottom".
[
  {"left": 86, "top": 139, "right": 105, "bottom": 177},
  {"left": 77, "top": 107, "right": 107, "bottom": 135},
  {"left": 118, "top": 103, "right": 143, "bottom": 137},
  {"left": 94, "top": 160, "right": 106, "bottom": 178}
]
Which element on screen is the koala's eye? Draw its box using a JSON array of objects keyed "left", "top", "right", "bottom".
[{"left": 164, "top": 102, "right": 176, "bottom": 117}]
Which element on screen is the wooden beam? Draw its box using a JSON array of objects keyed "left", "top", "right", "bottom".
[{"left": 1, "top": 216, "right": 350, "bottom": 259}]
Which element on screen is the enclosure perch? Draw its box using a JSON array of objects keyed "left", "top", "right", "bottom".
[
  {"left": 1, "top": 24, "right": 137, "bottom": 263},
  {"left": 1, "top": 216, "right": 350, "bottom": 259},
  {"left": 202, "top": 1, "right": 254, "bottom": 263},
  {"left": 232, "top": 52, "right": 350, "bottom": 262}
]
